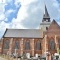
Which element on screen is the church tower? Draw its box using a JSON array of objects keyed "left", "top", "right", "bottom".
[{"left": 40, "top": 5, "right": 51, "bottom": 31}]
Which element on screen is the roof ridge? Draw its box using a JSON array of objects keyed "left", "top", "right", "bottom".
[{"left": 47, "top": 19, "right": 60, "bottom": 32}]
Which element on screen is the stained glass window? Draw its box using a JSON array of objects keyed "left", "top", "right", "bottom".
[
  {"left": 14, "top": 41, "right": 20, "bottom": 49},
  {"left": 50, "top": 40, "right": 55, "bottom": 50},
  {"left": 25, "top": 41, "right": 30, "bottom": 50},
  {"left": 36, "top": 41, "right": 41, "bottom": 50},
  {"left": 4, "top": 40, "right": 10, "bottom": 49},
  {"left": 58, "top": 40, "right": 60, "bottom": 49}
]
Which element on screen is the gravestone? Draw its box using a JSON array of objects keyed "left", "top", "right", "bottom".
[
  {"left": 26, "top": 53, "right": 30, "bottom": 58},
  {"left": 35, "top": 54, "right": 38, "bottom": 58}
]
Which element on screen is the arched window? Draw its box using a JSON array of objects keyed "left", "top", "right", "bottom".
[
  {"left": 49, "top": 40, "right": 55, "bottom": 50},
  {"left": 25, "top": 41, "right": 30, "bottom": 50},
  {"left": 36, "top": 41, "right": 41, "bottom": 50},
  {"left": 58, "top": 40, "right": 60, "bottom": 49},
  {"left": 4, "top": 40, "right": 10, "bottom": 49},
  {"left": 14, "top": 41, "right": 20, "bottom": 49}
]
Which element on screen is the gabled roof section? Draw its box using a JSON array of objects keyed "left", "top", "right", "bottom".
[
  {"left": 2, "top": 28, "right": 8, "bottom": 38},
  {"left": 3, "top": 29, "right": 43, "bottom": 38},
  {"left": 47, "top": 19, "right": 60, "bottom": 32}
]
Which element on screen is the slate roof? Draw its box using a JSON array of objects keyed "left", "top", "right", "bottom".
[{"left": 3, "top": 29, "right": 43, "bottom": 38}]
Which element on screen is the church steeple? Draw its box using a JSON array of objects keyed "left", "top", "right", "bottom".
[
  {"left": 45, "top": 5, "right": 50, "bottom": 18},
  {"left": 42, "top": 5, "right": 50, "bottom": 22},
  {"left": 40, "top": 5, "right": 51, "bottom": 31}
]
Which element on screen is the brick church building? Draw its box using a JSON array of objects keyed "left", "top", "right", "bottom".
[{"left": 0, "top": 5, "right": 60, "bottom": 58}]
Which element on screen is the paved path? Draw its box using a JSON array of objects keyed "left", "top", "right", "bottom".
[{"left": 0, "top": 57, "right": 7, "bottom": 60}]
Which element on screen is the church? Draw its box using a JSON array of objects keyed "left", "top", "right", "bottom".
[{"left": 0, "top": 5, "right": 60, "bottom": 58}]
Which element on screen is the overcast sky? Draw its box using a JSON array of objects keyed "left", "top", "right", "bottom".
[{"left": 0, "top": 0, "right": 60, "bottom": 38}]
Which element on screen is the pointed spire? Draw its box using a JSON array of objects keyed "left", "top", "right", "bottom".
[
  {"left": 42, "top": 5, "right": 50, "bottom": 22},
  {"left": 43, "top": 5, "right": 50, "bottom": 18},
  {"left": 45, "top": 5, "right": 50, "bottom": 17}
]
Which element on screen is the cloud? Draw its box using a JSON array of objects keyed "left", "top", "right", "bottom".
[
  {"left": 53, "top": 0, "right": 59, "bottom": 8},
  {"left": 10, "top": 18, "right": 26, "bottom": 29},
  {"left": 14, "top": 0, "right": 37, "bottom": 22},
  {"left": 21, "top": 1, "right": 44, "bottom": 28},
  {"left": 0, "top": 13, "right": 5, "bottom": 21},
  {"left": 0, "top": 4, "right": 5, "bottom": 14},
  {"left": 0, "top": 0, "right": 21, "bottom": 38},
  {"left": 45, "top": 0, "right": 60, "bottom": 20},
  {"left": 15, "top": 0, "right": 60, "bottom": 28},
  {"left": 0, "top": 0, "right": 60, "bottom": 38},
  {"left": 19, "top": 0, "right": 37, "bottom": 5},
  {"left": 13, "top": 0, "right": 44, "bottom": 29},
  {"left": 0, "top": 21, "right": 10, "bottom": 38}
]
